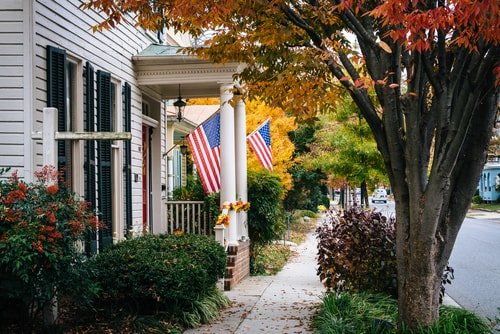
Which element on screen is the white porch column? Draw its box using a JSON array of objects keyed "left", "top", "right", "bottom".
[
  {"left": 219, "top": 83, "right": 238, "bottom": 246},
  {"left": 234, "top": 96, "right": 248, "bottom": 240}
]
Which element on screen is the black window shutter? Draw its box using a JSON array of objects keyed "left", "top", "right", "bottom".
[
  {"left": 46, "top": 46, "right": 67, "bottom": 178},
  {"left": 84, "top": 62, "right": 98, "bottom": 255},
  {"left": 97, "top": 70, "right": 113, "bottom": 251},
  {"left": 123, "top": 82, "right": 132, "bottom": 235}
]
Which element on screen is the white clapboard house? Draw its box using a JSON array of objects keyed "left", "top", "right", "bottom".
[{"left": 0, "top": 1, "right": 250, "bottom": 286}]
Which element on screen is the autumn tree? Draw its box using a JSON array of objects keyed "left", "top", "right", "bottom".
[
  {"left": 285, "top": 123, "right": 330, "bottom": 212},
  {"left": 82, "top": 0, "right": 500, "bottom": 329},
  {"left": 306, "top": 96, "right": 388, "bottom": 207},
  {"left": 245, "top": 99, "right": 296, "bottom": 191}
]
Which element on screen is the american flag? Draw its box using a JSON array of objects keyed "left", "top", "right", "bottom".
[
  {"left": 186, "top": 112, "right": 221, "bottom": 193},
  {"left": 247, "top": 119, "right": 273, "bottom": 171}
]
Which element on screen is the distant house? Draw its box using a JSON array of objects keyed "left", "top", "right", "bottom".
[
  {"left": 479, "top": 163, "right": 500, "bottom": 202},
  {"left": 0, "top": 0, "right": 249, "bottom": 268}
]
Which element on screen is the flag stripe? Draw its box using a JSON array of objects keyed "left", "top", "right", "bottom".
[
  {"left": 187, "top": 130, "right": 216, "bottom": 193},
  {"left": 249, "top": 134, "right": 272, "bottom": 170},
  {"left": 186, "top": 112, "right": 221, "bottom": 193},
  {"left": 247, "top": 119, "right": 273, "bottom": 171},
  {"left": 194, "top": 129, "right": 220, "bottom": 190}
]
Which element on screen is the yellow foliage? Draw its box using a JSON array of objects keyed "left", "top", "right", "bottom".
[
  {"left": 245, "top": 99, "right": 296, "bottom": 191},
  {"left": 188, "top": 97, "right": 220, "bottom": 105}
]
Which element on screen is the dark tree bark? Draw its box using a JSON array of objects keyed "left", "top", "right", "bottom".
[{"left": 360, "top": 180, "right": 369, "bottom": 208}]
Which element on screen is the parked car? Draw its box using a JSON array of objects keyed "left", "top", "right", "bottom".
[{"left": 372, "top": 188, "right": 388, "bottom": 203}]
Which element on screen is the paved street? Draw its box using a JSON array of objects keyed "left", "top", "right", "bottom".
[
  {"left": 368, "top": 197, "right": 396, "bottom": 218},
  {"left": 447, "top": 212, "right": 500, "bottom": 321}
]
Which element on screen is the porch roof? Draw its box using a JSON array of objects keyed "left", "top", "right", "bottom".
[{"left": 133, "top": 44, "right": 242, "bottom": 99}]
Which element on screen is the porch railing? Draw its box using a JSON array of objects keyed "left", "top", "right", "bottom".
[{"left": 164, "top": 201, "right": 214, "bottom": 235}]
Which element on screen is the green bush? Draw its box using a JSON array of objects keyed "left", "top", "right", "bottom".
[
  {"left": 86, "top": 234, "right": 226, "bottom": 323},
  {"left": 295, "top": 209, "right": 318, "bottom": 218},
  {"left": 313, "top": 292, "right": 491, "bottom": 334},
  {"left": 284, "top": 165, "right": 330, "bottom": 212},
  {"left": 251, "top": 244, "right": 292, "bottom": 276},
  {"left": 313, "top": 292, "right": 397, "bottom": 334},
  {"left": 247, "top": 170, "right": 285, "bottom": 246},
  {"left": 179, "top": 286, "right": 230, "bottom": 327},
  {"left": 0, "top": 167, "right": 100, "bottom": 327},
  {"left": 472, "top": 194, "right": 483, "bottom": 204},
  {"left": 316, "top": 207, "right": 397, "bottom": 296},
  {"left": 402, "top": 306, "right": 491, "bottom": 334},
  {"left": 172, "top": 175, "right": 205, "bottom": 201}
]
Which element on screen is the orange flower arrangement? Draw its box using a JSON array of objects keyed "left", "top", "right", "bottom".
[
  {"left": 222, "top": 200, "right": 251, "bottom": 213},
  {"left": 215, "top": 213, "right": 230, "bottom": 227},
  {"left": 173, "top": 229, "right": 184, "bottom": 235},
  {"left": 216, "top": 200, "right": 250, "bottom": 228}
]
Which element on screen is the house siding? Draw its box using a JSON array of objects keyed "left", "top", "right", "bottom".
[
  {"left": 29, "top": 0, "right": 167, "bottom": 237},
  {"left": 0, "top": 0, "right": 176, "bottom": 239},
  {"left": 0, "top": 0, "right": 25, "bottom": 178}
]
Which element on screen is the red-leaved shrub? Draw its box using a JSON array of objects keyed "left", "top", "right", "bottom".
[{"left": 316, "top": 207, "right": 397, "bottom": 296}]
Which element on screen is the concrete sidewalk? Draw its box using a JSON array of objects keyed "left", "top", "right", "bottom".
[
  {"left": 466, "top": 208, "right": 500, "bottom": 221},
  {"left": 184, "top": 231, "right": 325, "bottom": 334}
]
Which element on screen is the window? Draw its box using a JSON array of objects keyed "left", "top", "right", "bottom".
[
  {"left": 46, "top": 46, "right": 83, "bottom": 191},
  {"left": 142, "top": 101, "right": 150, "bottom": 117}
]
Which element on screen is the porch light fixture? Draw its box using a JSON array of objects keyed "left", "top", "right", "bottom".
[
  {"left": 180, "top": 142, "right": 188, "bottom": 155},
  {"left": 180, "top": 137, "right": 188, "bottom": 155},
  {"left": 174, "top": 84, "right": 186, "bottom": 122}
]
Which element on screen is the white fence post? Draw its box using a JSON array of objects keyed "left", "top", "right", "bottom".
[
  {"left": 41, "top": 107, "right": 58, "bottom": 325},
  {"left": 42, "top": 107, "right": 58, "bottom": 168}
]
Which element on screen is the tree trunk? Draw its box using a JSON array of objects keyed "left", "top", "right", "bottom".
[
  {"left": 360, "top": 180, "right": 369, "bottom": 208},
  {"left": 395, "top": 201, "right": 444, "bottom": 327},
  {"left": 392, "top": 88, "right": 497, "bottom": 328},
  {"left": 340, "top": 187, "right": 345, "bottom": 209},
  {"left": 399, "top": 255, "right": 441, "bottom": 326}
]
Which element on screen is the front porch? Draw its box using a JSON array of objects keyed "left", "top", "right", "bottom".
[{"left": 133, "top": 44, "right": 250, "bottom": 289}]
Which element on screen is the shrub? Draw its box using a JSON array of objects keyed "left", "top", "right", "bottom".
[
  {"left": 316, "top": 207, "right": 397, "bottom": 296},
  {"left": 317, "top": 207, "right": 454, "bottom": 300},
  {"left": 172, "top": 174, "right": 205, "bottom": 201},
  {"left": 247, "top": 170, "right": 285, "bottom": 246},
  {"left": 472, "top": 194, "right": 482, "bottom": 204},
  {"left": 284, "top": 165, "right": 330, "bottom": 212},
  {"left": 251, "top": 244, "right": 292, "bottom": 275},
  {"left": 295, "top": 209, "right": 318, "bottom": 219},
  {"left": 86, "top": 234, "right": 226, "bottom": 324},
  {"left": 313, "top": 292, "right": 397, "bottom": 334},
  {"left": 403, "top": 306, "right": 491, "bottom": 334},
  {"left": 0, "top": 167, "right": 100, "bottom": 326},
  {"left": 313, "top": 292, "right": 491, "bottom": 334},
  {"left": 179, "top": 287, "right": 230, "bottom": 327}
]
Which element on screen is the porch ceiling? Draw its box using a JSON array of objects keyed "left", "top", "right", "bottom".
[{"left": 133, "top": 44, "right": 242, "bottom": 99}]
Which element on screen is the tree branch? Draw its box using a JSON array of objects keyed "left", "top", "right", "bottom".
[
  {"left": 436, "top": 47, "right": 497, "bottom": 178},
  {"left": 280, "top": 5, "right": 324, "bottom": 49},
  {"left": 436, "top": 80, "right": 497, "bottom": 271},
  {"left": 337, "top": 4, "right": 379, "bottom": 51},
  {"left": 422, "top": 52, "right": 442, "bottom": 94}
]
